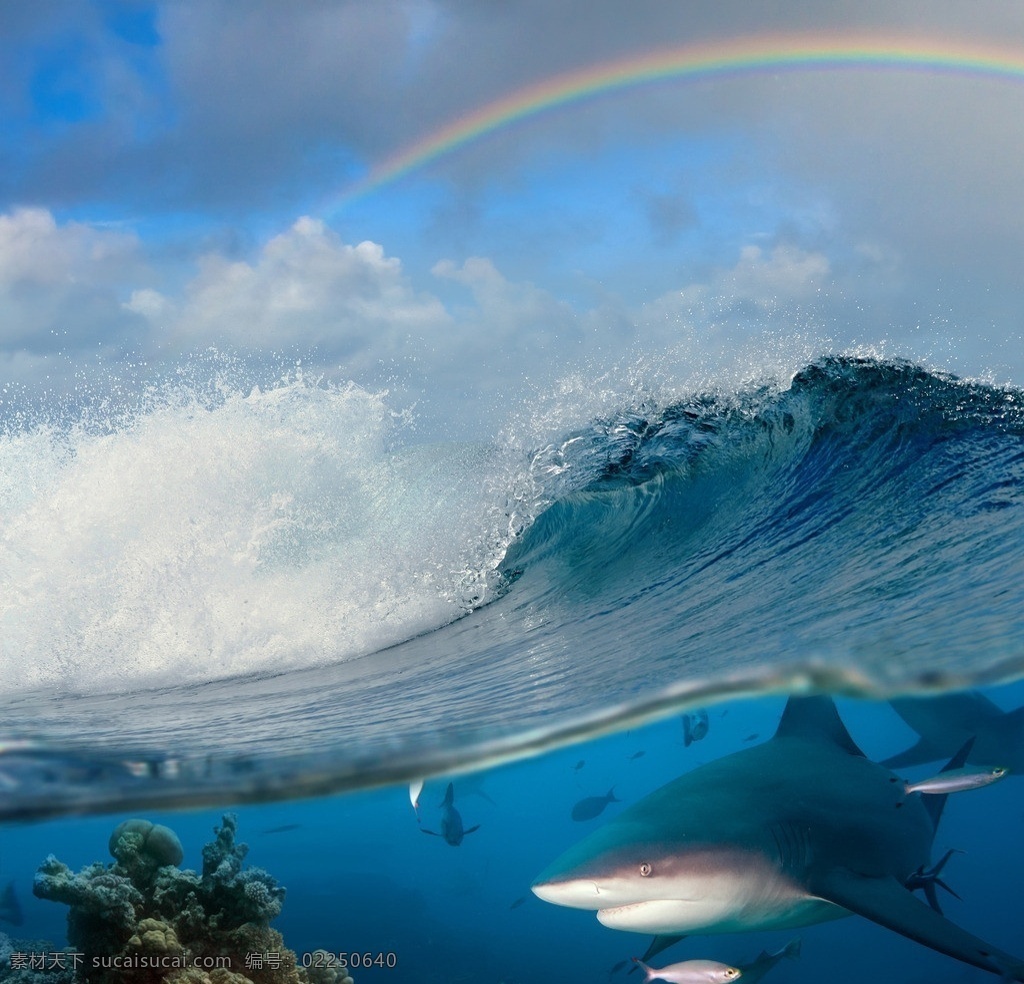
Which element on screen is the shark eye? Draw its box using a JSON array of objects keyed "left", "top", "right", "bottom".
[{"left": 639, "top": 862, "right": 652, "bottom": 877}]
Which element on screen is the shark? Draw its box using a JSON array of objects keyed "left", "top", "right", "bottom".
[
  {"left": 881, "top": 691, "right": 1024, "bottom": 772},
  {"left": 532, "top": 696, "right": 1024, "bottom": 981},
  {"left": 421, "top": 782, "right": 480, "bottom": 846},
  {"left": 0, "top": 879, "right": 23, "bottom": 926}
]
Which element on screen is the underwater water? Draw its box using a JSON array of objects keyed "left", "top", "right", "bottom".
[{"left": 1, "top": 355, "right": 1023, "bottom": 983}]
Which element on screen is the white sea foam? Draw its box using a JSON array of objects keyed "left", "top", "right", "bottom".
[{"left": 0, "top": 372, "right": 514, "bottom": 693}]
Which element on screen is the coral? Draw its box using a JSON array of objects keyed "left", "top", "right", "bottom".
[
  {"left": 164, "top": 972, "right": 252, "bottom": 984},
  {"left": 0, "top": 931, "right": 76, "bottom": 983},
  {"left": 126, "top": 918, "right": 185, "bottom": 959},
  {"left": 199, "top": 816, "right": 284, "bottom": 927},
  {"left": 164, "top": 972, "right": 253, "bottom": 984},
  {"left": 302, "top": 952, "right": 354, "bottom": 984},
  {"left": 109, "top": 820, "right": 184, "bottom": 888},
  {"left": 33, "top": 858, "right": 144, "bottom": 964},
  {"left": 33, "top": 814, "right": 338, "bottom": 984}
]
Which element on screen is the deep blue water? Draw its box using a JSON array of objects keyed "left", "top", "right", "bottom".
[
  {"left": 1, "top": 355, "right": 1023, "bottom": 982},
  {"left": 4, "top": 687, "right": 1024, "bottom": 983}
]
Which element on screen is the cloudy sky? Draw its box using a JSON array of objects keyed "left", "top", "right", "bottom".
[{"left": 2, "top": 0, "right": 1023, "bottom": 437}]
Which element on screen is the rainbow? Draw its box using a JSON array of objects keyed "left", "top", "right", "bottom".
[{"left": 332, "top": 33, "right": 1024, "bottom": 208}]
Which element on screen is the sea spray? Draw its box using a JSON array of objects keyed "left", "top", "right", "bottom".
[{"left": 0, "top": 370, "right": 522, "bottom": 693}]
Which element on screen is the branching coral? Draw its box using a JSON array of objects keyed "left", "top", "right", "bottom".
[
  {"left": 32, "top": 814, "right": 341, "bottom": 984},
  {"left": 33, "top": 858, "right": 144, "bottom": 965},
  {"left": 198, "top": 815, "right": 284, "bottom": 927}
]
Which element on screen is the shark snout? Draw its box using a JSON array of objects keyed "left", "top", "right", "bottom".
[{"left": 531, "top": 873, "right": 605, "bottom": 909}]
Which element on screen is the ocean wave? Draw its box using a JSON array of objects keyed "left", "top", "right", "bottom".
[{"left": 0, "top": 355, "right": 1022, "bottom": 818}]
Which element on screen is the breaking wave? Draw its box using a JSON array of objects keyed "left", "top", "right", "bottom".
[{"left": 1, "top": 355, "right": 1022, "bottom": 817}]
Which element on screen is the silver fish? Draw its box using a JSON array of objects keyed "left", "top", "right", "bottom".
[
  {"left": 905, "top": 765, "right": 1008, "bottom": 795},
  {"left": 631, "top": 957, "right": 740, "bottom": 983}
]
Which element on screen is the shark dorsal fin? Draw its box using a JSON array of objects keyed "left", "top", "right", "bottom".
[{"left": 774, "top": 696, "right": 865, "bottom": 757}]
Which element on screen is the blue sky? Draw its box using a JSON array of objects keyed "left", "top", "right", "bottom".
[{"left": 2, "top": 1, "right": 1023, "bottom": 437}]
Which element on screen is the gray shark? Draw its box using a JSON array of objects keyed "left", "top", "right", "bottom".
[
  {"left": 532, "top": 696, "right": 1024, "bottom": 980},
  {"left": 881, "top": 691, "right": 1024, "bottom": 772},
  {"left": 0, "top": 879, "right": 23, "bottom": 926},
  {"left": 421, "top": 782, "right": 480, "bottom": 846}
]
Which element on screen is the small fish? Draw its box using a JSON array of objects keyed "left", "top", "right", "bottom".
[
  {"left": 259, "top": 823, "right": 301, "bottom": 835},
  {"left": 629, "top": 750, "right": 646, "bottom": 760},
  {"left": 905, "top": 765, "right": 1009, "bottom": 795},
  {"left": 509, "top": 895, "right": 528, "bottom": 909},
  {"left": 682, "top": 710, "right": 710, "bottom": 748},
  {"left": 421, "top": 782, "right": 480, "bottom": 846},
  {"left": 572, "top": 787, "right": 620, "bottom": 821},
  {"left": 0, "top": 880, "right": 23, "bottom": 927},
  {"left": 742, "top": 733, "right": 759, "bottom": 743},
  {"left": 409, "top": 778, "right": 425, "bottom": 812},
  {"left": 631, "top": 957, "right": 740, "bottom": 983},
  {"left": 573, "top": 760, "right": 586, "bottom": 772}
]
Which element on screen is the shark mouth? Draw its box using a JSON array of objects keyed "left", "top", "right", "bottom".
[{"left": 597, "top": 898, "right": 721, "bottom": 934}]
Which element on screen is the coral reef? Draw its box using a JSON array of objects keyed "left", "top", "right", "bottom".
[
  {"left": 302, "top": 952, "right": 353, "bottom": 984},
  {"left": 0, "top": 931, "right": 76, "bottom": 983},
  {"left": 32, "top": 814, "right": 347, "bottom": 984}
]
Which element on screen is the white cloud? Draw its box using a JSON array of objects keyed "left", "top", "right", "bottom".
[
  {"left": 725, "top": 244, "right": 830, "bottom": 307},
  {"left": 0, "top": 210, "right": 837, "bottom": 417},
  {"left": 124, "top": 287, "right": 174, "bottom": 323},
  {"left": 648, "top": 243, "right": 831, "bottom": 322},
  {"left": 139, "top": 216, "right": 451, "bottom": 361},
  {"left": 0, "top": 208, "right": 146, "bottom": 351},
  {"left": 432, "top": 256, "right": 580, "bottom": 346},
  {"left": 0, "top": 207, "right": 140, "bottom": 287},
  {"left": 620, "top": 242, "right": 837, "bottom": 385}
]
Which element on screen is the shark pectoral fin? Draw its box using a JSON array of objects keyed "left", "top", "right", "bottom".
[
  {"left": 626, "top": 935, "right": 687, "bottom": 974},
  {"left": 420, "top": 828, "right": 440, "bottom": 836},
  {"left": 812, "top": 869, "right": 1024, "bottom": 981},
  {"left": 463, "top": 824, "right": 481, "bottom": 835},
  {"left": 641, "top": 934, "right": 686, "bottom": 962}
]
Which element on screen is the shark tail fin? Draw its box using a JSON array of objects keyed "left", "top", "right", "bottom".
[
  {"left": 921, "top": 737, "right": 976, "bottom": 831},
  {"left": 440, "top": 782, "right": 454, "bottom": 808},
  {"left": 774, "top": 696, "right": 865, "bottom": 757}
]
